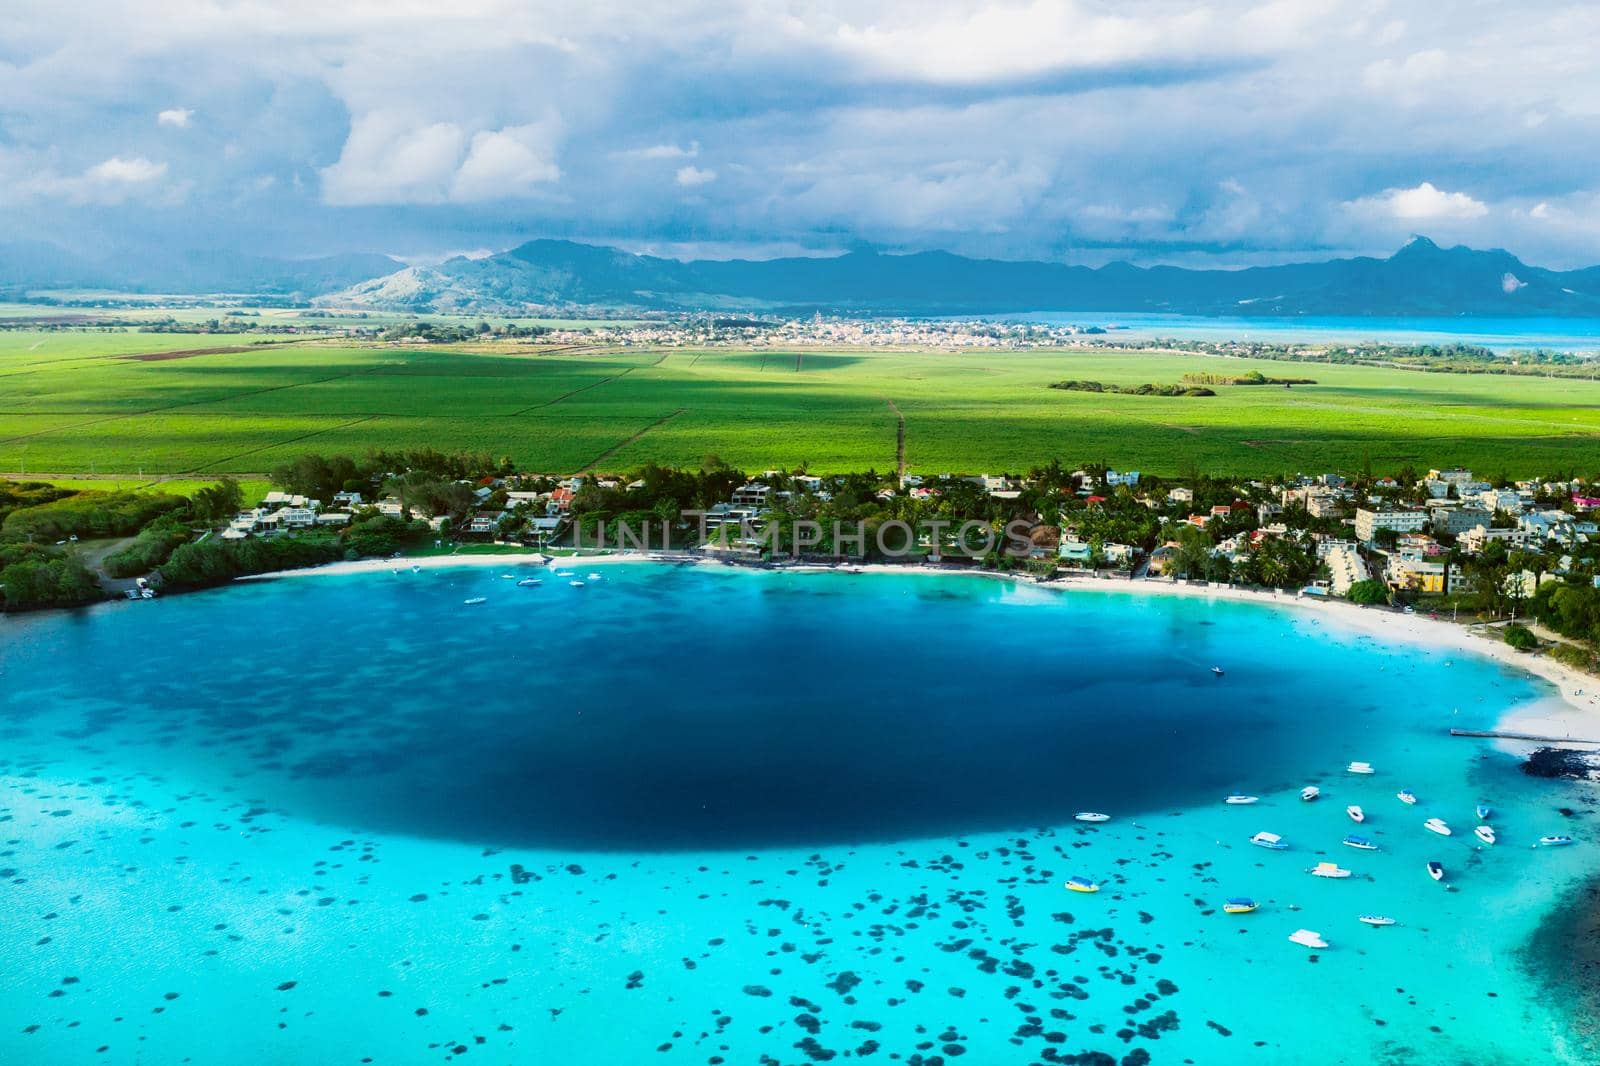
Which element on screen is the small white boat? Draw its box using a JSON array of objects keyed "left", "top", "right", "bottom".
[
  {"left": 555, "top": 570, "right": 574, "bottom": 577},
  {"left": 1346, "top": 805, "right": 1365, "bottom": 823},
  {"left": 1225, "top": 794, "right": 1259, "bottom": 805},
  {"left": 1342, "top": 834, "right": 1377, "bottom": 851},
  {"left": 463, "top": 597, "right": 488, "bottom": 606},
  {"left": 1474, "top": 825, "right": 1496, "bottom": 846},
  {"left": 1074, "top": 812, "right": 1111, "bottom": 823},
  {"left": 1426, "top": 861, "right": 1445, "bottom": 882},
  {"left": 410, "top": 564, "right": 421, "bottom": 574},
  {"left": 1358, "top": 915, "right": 1397, "bottom": 927},
  {"left": 1347, "top": 761, "right": 1375, "bottom": 775},
  {"left": 1396, "top": 790, "right": 1417, "bottom": 805},
  {"left": 517, "top": 578, "right": 542, "bottom": 587},
  {"left": 1288, "top": 929, "right": 1329, "bottom": 949},
  {"left": 1539, "top": 835, "right": 1575, "bottom": 847},
  {"left": 1300, "top": 786, "right": 1320, "bottom": 802},
  {"left": 1475, "top": 804, "right": 1492, "bottom": 821},
  {"left": 1065, "top": 876, "right": 1100, "bottom": 893},
  {"left": 1424, "top": 818, "right": 1452, "bottom": 837},
  {"left": 1251, "top": 832, "right": 1288, "bottom": 850},
  {"left": 569, "top": 580, "right": 586, "bottom": 587},
  {"left": 587, "top": 572, "right": 602, "bottom": 580},
  {"left": 1211, "top": 666, "right": 1225, "bottom": 677},
  {"left": 1310, "top": 862, "right": 1351, "bottom": 879}
]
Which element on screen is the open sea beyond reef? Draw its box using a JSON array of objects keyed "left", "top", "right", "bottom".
[
  {"left": 1009, "top": 312, "right": 1600, "bottom": 353},
  {"left": 2, "top": 565, "right": 1597, "bottom": 1064}
]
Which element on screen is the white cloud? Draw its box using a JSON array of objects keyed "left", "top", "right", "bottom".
[
  {"left": 617, "top": 142, "right": 699, "bottom": 161},
  {"left": 451, "top": 126, "right": 561, "bottom": 202},
  {"left": 1343, "top": 181, "right": 1488, "bottom": 222},
  {"left": 675, "top": 165, "right": 717, "bottom": 187},
  {"left": 320, "top": 116, "right": 468, "bottom": 205},
  {"left": 2, "top": 154, "right": 173, "bottom": 206},
  {"left": 9, "top": 0, "right": 1600, "bottom": 265},
  {"left": 84, "top": 156, "right": 168, "bottom": 185},
  {"left": 321, "top": 115, "right": 561, "bottom": 205}
]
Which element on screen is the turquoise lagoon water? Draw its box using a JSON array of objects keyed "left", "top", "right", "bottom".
[
  {"left": 1009, "top": 312, "right": 1600, "bottom": 353},
  {"left": 0, "top": 564, "right": 1595, "bottom": 1064}
]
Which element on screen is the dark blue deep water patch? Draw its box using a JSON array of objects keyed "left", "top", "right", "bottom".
[{"left": 0, "top": 565, "right": 1528, "bottom": 850}]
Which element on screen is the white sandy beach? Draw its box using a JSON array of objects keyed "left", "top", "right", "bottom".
[{"left": 239, "top": 550, "right": 1600, "bottom": 747}]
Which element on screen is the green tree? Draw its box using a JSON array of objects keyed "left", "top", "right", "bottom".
[
  {"left": 1503, "top": 623, "right": 1538, "bottom": 651},
  {"left": 1347, "top": 579, "right": 1390, "bottom": 605}
]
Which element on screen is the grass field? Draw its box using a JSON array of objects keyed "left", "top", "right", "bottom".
[{"left": 4, "top": 327, "right": 1600, "bottom": 477}]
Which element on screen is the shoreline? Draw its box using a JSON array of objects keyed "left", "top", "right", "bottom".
[{"left": 234, "top": 549, "right": 1600, "bottom": 737}]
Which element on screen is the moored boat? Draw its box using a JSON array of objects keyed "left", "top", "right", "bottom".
[
  {"left": 1223, "top": 898, "right": 1258, "bottom": 914},
  {"left": 1346, "top": 805, "right": 1365, "bottom": 823},
  {"left": 1225, "top": 794, "right": 1259, "bottom": 805},
  {"left": 463, "top": 597, "right": 488, "bottom": 605},
  {"left": 1347, "top": 761, "right": 1374, "bottom": 775},
  {"left": 1074, "top": 812, "right": 1111, "bottom": 823},
  {"left": 1301, "top": 786, "right": 1320, "bottom": 802},
  {"left": 569, "top": 580, "right": 586, "bottom": 587},
  {"left": 1475, "top": 804, "right": 1492, "bottom": 821},
  {"left": 1310, "top": 862, "right": 1351, "bottom": 879},
  {"left": 1397, "top": 789, "right": 1417, "bottom": 805},
  {"left": 1474, "top": 825, "right": 1496, "bottom": 846},
  {"left": 1211, "top": 666, "right": 1225, "bottom": 677},
  {"left": 1358, "top": 915, "right": 1397, "bottom": 927},
  {"left": 1342, "top": 834, "right": 1377, "bottom": 850},
  {"left": 1066, "top": 876, "right": 1100, "bottom": 893},
  {"left": 1424, "top": 818, "right": 1452, "bottom": 837},
  {"left": 1251, "top": 832, "right": 1288, "bottom": 850},
  {"left": 1538, "top": 835, "right": 1574, "bottom": 847},
  {"left": 1288, "top": 929, "right": 1329, "bottom": 949},
  {"left": 1427, "top": 861, "right": 1445, "bottom": 882},
  {"left": 517, "top": 578, "right": 541, "bottom": 587}
]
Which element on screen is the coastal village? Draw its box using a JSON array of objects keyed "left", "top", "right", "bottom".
[{"left": 199, "top": 459, "right": 1599, "bottom": 609}]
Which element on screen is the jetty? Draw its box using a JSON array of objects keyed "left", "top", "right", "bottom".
[{"left": 1450, "top": 727, "right": 1600, "bottom": 745}]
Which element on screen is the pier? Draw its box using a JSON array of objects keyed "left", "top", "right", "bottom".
[{"left": 1450, "top": 727, "right": 1600, "bottom": 745}]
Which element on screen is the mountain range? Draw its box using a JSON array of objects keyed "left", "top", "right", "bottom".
[
  {"left": 0, "top": 242, "right": 401, "bottom": 298},
  {"left": 321, "top": 237, "right": 1600, "bottom": 318},
  {"left": 8, "top": 235, "right": 1600, "bottom": 318}
]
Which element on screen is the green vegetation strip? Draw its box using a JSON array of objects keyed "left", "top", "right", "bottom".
[{"left": 4, "top": 331, "right": 1600, "bottom": 477}]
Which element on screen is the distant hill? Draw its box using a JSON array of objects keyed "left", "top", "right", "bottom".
[
  {"left": 0, "top": 243, "right": 401, "bottom": 297},
  {"left": 10, "top": 234, "right": 1600, "bottom": 316},
  {"left": 316, "top": 236, "right": 1600, "bottom": 318}
]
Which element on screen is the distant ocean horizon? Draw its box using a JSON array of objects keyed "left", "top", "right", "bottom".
[{"left": 998, "top": 312, "right": 1600, "bottom": 353}]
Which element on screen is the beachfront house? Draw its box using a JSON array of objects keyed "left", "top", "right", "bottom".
[
  {"left": 1147, "top": 544, "right": 1178, "bottom": 576},
  {"left": 1384, "top": 554, "right": 1446, "bottom": 594},
  {"left": 1058, "top": 539, "right": 1094, "bottom": 566}
]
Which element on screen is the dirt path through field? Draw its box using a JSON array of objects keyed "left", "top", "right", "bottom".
[{"left": 885, "top": 398, "right": 906, "bottom": 476}]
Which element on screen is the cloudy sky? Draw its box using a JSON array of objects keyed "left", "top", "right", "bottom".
[{"left": 4, "top": 0, "right": 1600, "bottom": 267}]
